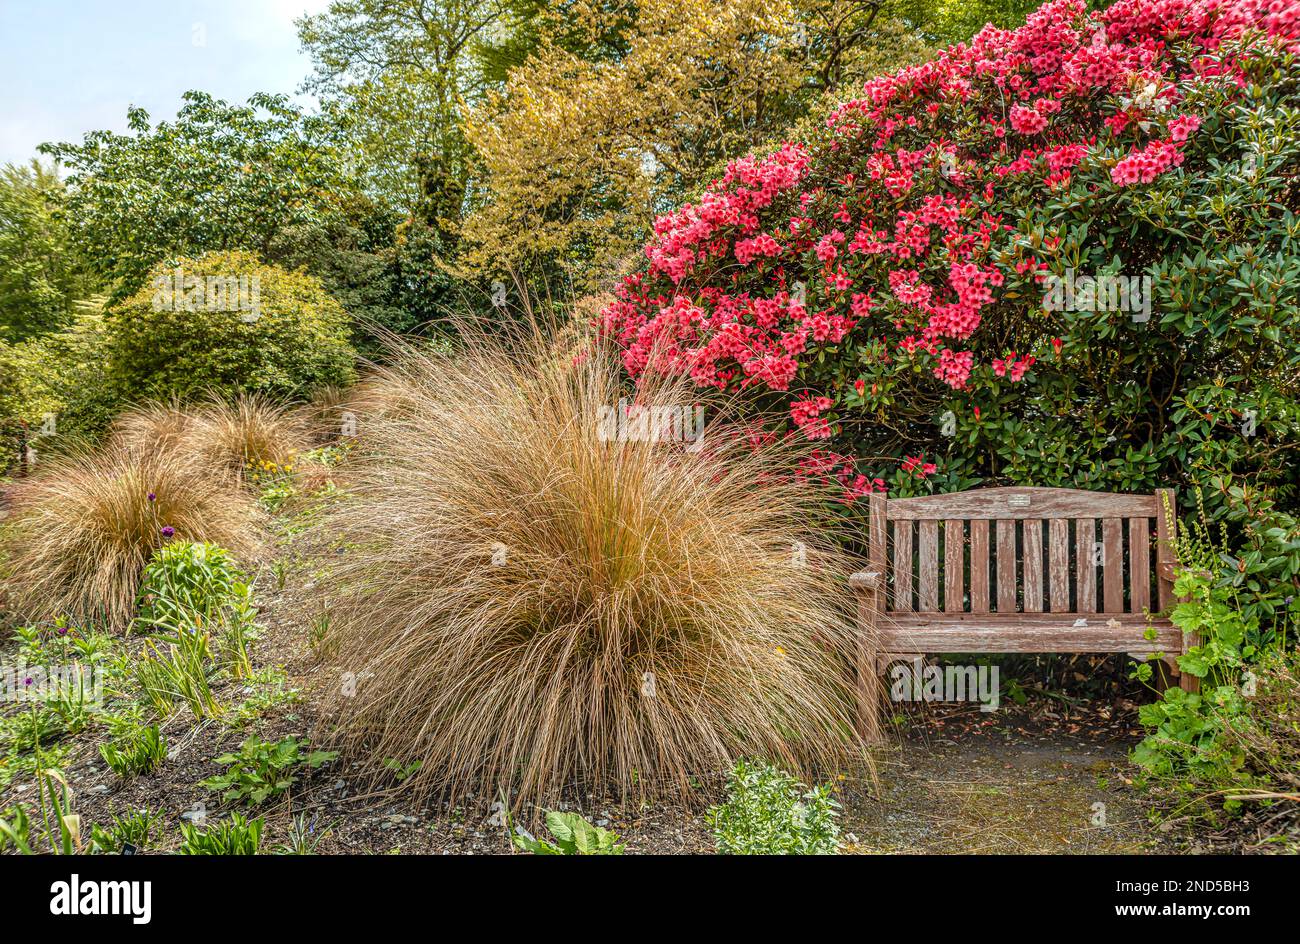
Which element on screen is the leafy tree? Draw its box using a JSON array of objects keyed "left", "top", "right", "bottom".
[
  {"left": 40, "top": 92, "right": 355, "bottom": 299},
  {"left": 267, "top": 200, "right": 460, "bottom": 354},
  {"left": 297, "top": 0, "right": 512, "bottom": 221},
  {"left": 461, "top": 0, "right": 936, "bottom": 295},
  {"left": 0, "top": 161, "right": 96, "bottom": 342},
  {"left": 2, "top": 298, "right": 115, "bottom": 452},
  {"left": 910, "top": 0, "right": 1047, "bottom": 46}
]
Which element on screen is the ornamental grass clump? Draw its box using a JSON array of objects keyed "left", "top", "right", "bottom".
[
  {"left": 314, "top": 325, "right": 868, "bottom": 806},
  {"left": 108, "top": 400, "right": 201, "bottom": 463},
  {"left": 185, "top": 394, "right": 311, "bottom": 482},
  {"left": 0, "top": 447, "right": 262, "bottom": 629}
]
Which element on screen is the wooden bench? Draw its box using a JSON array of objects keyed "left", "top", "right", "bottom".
[{"left": 850, "top": 486, "right": 1194, "bottom": 741}]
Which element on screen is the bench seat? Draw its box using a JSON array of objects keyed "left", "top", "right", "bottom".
[{"left": 876, "top": 611, "right": 1181, "bottom": 655}]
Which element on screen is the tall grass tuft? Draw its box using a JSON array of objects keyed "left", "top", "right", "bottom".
[
  {"left": 108, "top": 400, "right": 201, "bottom": 462},
  {"left": 0, "top": 447, "right": 262, "bottom": 628},
  {"left": 186, "top": 394, "right": 311, "bottom": 481},
  {"left": 313, "top": 325, "right": 868, "bottom": 807}
]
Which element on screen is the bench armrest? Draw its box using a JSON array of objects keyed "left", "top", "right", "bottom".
[{"left": 849, "top": 570, "right": 883, "bottom": 591}]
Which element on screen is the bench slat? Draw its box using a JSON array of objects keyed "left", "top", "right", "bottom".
[
  {"left": 944, "top": 519, "right": 964, "bottom": 613},
  {"left": 1023, "top": 519, "right": 1044, "bottom": 612},
  {"left": 1130, "top": 517, "right": 1151, "bottom": 614},
  {"left": 918, "top": 520, "right": 939, "bottom": 611},
  {"left": 1102, "top": 518, "right": 1124, "bottom": 612},
  {"left": 969, "top": 520, "right": 990, "bottom": 613},
  {"left": 887, "top": 486, "right": 1159, "bottom": 520},
  {"left": 892, "top": 520, "right": 913, "bottom": 611},
  {"left": 1076, "top": 517, "right": 1097, "bottom": 613},
  {"left": 996, "top": 519, "right": 1017, "bottom": 612},
  {"left": 1049, "top": 518, "right": 1070, "bottom": 611}
]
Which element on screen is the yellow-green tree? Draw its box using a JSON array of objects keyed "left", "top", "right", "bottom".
[{"left": 462, "top": 0, "right": 933, "bottom": 295}]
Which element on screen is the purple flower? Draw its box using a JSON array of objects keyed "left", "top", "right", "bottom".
[
  {"left": 57, "top": 626, "right": 68, "bottom": 636},
  {"left": 23, "top": 677, "right": 33, "bottom": 687},
  {"left": 161, "top": 526, "right": 175, "bottom": 539},
  {"left": 147, "top": 492, "right": 156, "bottom": 502}
]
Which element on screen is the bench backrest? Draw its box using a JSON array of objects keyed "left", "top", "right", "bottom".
[{"left": 866, "top": 487, "right": 1177, "bottom": 618}]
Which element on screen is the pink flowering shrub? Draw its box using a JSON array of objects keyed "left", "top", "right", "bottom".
[{"left": 601, "top": 0, "right": 1300, "bottom": 509}]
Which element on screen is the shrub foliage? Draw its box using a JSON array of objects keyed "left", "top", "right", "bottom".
[{"left": 601, "top": 0, "right": 1300, "bottom": 510}]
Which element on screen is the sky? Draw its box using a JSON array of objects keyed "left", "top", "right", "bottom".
[{"left": 0, "top": 0, "right": 333, "bottom": 166}]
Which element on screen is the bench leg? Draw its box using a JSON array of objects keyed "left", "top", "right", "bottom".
[
  {"left": 1179, "top": 631, "right": 1201, "bottom": 695},
  {"left": 856, "top": 640, "right": 881, "bottom": 744},
  {"left": 1151, "top": 656, "right": 1178, "bottom": 694}
]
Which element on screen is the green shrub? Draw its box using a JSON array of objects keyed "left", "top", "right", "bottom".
[
  {"left": 1, "top": 301, "right": 121, "bottom": 450},
  {"left": 602, "top": 0, "right": 1300, "bottom": 516},
  {"left": 103, "top": 250, "right": 356, "bottom": 406},
  {"left": 178, "top": 812, "right": 264, "bottom": 855},
  {"left": 512, "top": 811, "right": 626, "bottom": 855},
  {"left": 708, "top": 759, "right": 841, "bottom": 855},
  {"left": 0, "top": 313, "right": 111, "bottom": 467},
  {"left": 200, "top": 735, "right": 337, "bottom": 806},
  {"left": 1133, "top": 485, "right": 1300, "bottom": 806}
]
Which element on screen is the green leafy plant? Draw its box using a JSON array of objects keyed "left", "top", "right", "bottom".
[
  {"left": 136, "top": 540, "right": 259, "bottom": 679},
  {"left": 3, "top": 760, "right": 85, "bottom": 854},
  {"left": 2, "top": 705, "right": 69, "bottom": 752},
  {"left": 381, "top": 758, "right": 423, "bottom": 782},
  {"left": 512, "top": 811, "right": 625, "bottom": 855},
  {"left": 1132, "top": 486, "right": 1300, "bottom": 812},
  {"left": 44, "top": 669, "right": 98, "bottom": 736},
  {"left": 0, "top": 804, "right": 33, "bottom": 854},
  {"left": 708, "top": 759, "right": 841, "bottom": 855},
  {"left": 201, "top": 735, "right": 337, "bottom": 806},
  {"left": 99, "top": 724, "right": 167, "bottom": 777},
  {"left": 178, "top": 812, "right": 264, "bottom": 855},
  {"left": 225, "top": 665, "right": 301, "bottom": 727},
  {"left": 89, "top": 809, "right": 159, "bottom": 853},
  {"left": 277, "top": 813, "right": 332, "bottom": 855},
  {"left": 132, "top": 627, "right": 222, "bottom": 719}
]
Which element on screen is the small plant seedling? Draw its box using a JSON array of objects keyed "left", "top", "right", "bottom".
[
  {"left": 513, "top": 811, "right": 625, "bottom": 855},
  {"left": 201, "top": 735, "right": 337, "bottom": 806}
]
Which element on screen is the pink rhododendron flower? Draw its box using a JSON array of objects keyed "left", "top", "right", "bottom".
[{"left": 599, "top": 0, "right": 1300, "bottom": 484}]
